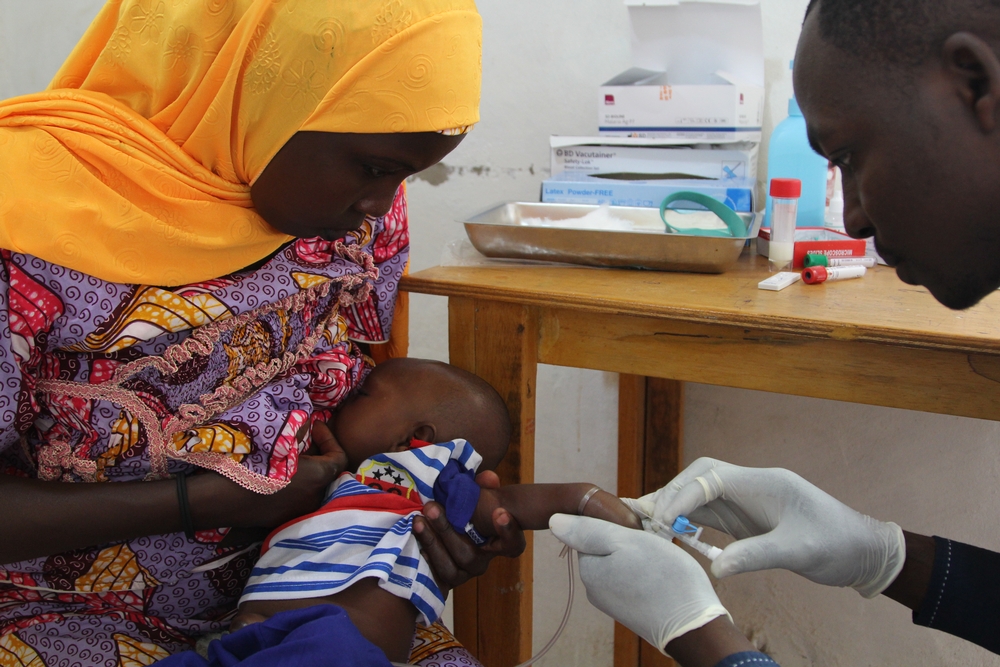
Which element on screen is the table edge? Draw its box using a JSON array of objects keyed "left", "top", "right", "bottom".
[{"left": 401, "top": 276, "right": 1000, "bottom": 356}]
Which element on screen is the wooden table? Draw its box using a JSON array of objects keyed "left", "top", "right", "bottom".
[{"left": 401, "top": 252, "right": 1000, "bottom": 667}]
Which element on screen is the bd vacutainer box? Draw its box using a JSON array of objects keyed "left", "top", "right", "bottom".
[{"left": 550, "top": 136, "right": 760, "bottom": 181}]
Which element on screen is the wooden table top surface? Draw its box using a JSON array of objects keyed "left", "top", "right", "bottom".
[{"left": 402, "top": 251, "right": 1000, "bottom": 354}]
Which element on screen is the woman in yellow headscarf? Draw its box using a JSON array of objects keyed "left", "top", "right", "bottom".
[{"left": 0, "top": 1, "right": 520, "bottom": 664}]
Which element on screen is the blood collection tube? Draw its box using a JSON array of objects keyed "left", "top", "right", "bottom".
[
  {"left": 802, "top": 265, "right": 867, "bottom": 284},
  {"left": 768, "top": 178, "right": 801, "bottom": 272},
  {"left": 803, "top": 254, "right": 877, "bottom": 269}
]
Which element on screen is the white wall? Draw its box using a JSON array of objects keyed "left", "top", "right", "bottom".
[
  {"left": 407, "top": 2, "right": 1000, "bottom": 666},
  {"left": 5, "top": 1, "right": 1000, "bottom": 666},
  {"left": 0, "top": 0, "right": 106, "bottom": 98},
  {"left": 686, "top": 386, "right": 1000, "bottom": 666}
]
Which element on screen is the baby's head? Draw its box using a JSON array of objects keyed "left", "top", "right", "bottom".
[{"left": 331, "top": 358, "right": 512, "bottom": 472}]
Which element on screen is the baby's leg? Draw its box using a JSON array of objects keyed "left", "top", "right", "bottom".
[
  {"left": 235, "top": 579, "right": 419, "bottom": 663},
  {"left": 230, "top": 611, "right": 268, "bottom": 632}
]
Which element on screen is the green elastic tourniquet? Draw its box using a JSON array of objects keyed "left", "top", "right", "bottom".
[{"left": 659, "top": 191, "right": 746, "bottom": 238}]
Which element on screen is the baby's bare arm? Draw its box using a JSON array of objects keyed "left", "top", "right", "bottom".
[
  {"left": 471, "top": 483, "right": 642, "bottom": 537},
  {"left": 231, "top": 485, "right": 638, "bottom": 661},
  {"left": 235, "top": 579, "right": 417, "bottom": 663}
]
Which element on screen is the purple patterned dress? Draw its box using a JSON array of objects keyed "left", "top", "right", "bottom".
[{"left": 0, "top": 190, "right": 482, "bottom": 667}]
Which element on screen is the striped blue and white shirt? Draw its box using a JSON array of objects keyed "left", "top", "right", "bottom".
[{"left": 240, "top": 439, "right": 483, "bottom": 626}]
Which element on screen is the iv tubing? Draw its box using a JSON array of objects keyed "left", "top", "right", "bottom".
[
  {"left": 512, "top": 545, "right": 575, "bottom": 667},
  {"left": 391, "top": 546, "right": 575, "bottom": 667}
]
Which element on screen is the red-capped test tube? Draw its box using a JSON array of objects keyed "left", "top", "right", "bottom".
[
  {"left": 802, "top": 265, "right": 867, "bottom": 284},
  {"left": 768, "top": 178, "right": 801, "bottom": 272}
]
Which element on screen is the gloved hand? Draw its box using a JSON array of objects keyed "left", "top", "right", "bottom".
[
  {"left": 635, "top": 457, "right": 905, "bottom": 598},
  {"left": 549, "top": 514, "right": 730, "bottom": 654}
]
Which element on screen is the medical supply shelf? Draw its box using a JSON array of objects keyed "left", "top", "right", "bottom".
[{"left": 401, "top": 252, "right": 1000, "bottom": 667}]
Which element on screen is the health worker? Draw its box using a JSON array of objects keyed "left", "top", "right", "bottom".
[{"left": 552, "top": 0, "right": 1000, "bottom": 664}]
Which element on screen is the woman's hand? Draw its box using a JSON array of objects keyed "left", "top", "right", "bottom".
[
  {"left": 191, "top": 421, "right": 348, "bottom": 530},
  {"left": 412, "top": 470, "right": 526, "bottom": 595}
]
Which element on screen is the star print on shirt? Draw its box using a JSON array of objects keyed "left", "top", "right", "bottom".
[{"left": 355, "top": 460, "right": 419, "bottom": 502}]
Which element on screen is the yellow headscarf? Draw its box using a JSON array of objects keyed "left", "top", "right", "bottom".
[{"left": 0, "top": 0, "right": 481, "bottom": 285}]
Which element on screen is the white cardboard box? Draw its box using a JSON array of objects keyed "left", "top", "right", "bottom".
[
  {"left": 599, "top": 0, "right": 765, "bottom": 141},
  {"left": 550, "top": 136, "right": 759, "bottom": 181}
]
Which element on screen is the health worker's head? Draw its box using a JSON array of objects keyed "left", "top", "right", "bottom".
[{"left": 795, "top": 0, "right": 1000, "bottom": 309}]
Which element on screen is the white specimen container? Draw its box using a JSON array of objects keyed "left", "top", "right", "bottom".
[{"left": 768, "top": 178, "right": 801, "bottom": 272}]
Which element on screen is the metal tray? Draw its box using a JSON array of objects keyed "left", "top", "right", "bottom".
[{"left": 463, "top": 202, "right": 761, "bottom": 274}]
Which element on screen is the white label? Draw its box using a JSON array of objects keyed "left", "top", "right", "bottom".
[
  {"left": 826, "top": 266, "right": 867, "bottom": 281},
  {"left": 829, "top": 257, "right": 877, "bottom": 268}
]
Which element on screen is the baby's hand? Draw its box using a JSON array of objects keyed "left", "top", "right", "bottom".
[
  {"left": 310, "top": 420, "right": 348, "bottom": 472},
  {"left": 471, "top": 487, "right": 503, "bottom": 538},
  {"left": 413, "top": 488, "right": 526, "bottom": 596},
  {"left": 581, "top": 489, "right": 643, "bottom": 530},
  {"left": 470, "top": 483, "right": 644, "bottom": 538}
]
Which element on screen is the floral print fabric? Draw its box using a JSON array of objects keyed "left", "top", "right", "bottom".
[{"left": 0, "top": 191, "right": 482, "bottom": 666}]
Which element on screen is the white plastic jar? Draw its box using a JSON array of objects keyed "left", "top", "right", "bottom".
[{"left": 769, "top": 178, "right": 802, "bottom": 271}]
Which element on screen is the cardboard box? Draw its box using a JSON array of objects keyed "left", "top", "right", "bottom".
[
  {"left": 542, "top": 172, "right": 755, "bottom": 212},
  {"left": 551, "top": 136, "right": 759, "bottom": 181},
  {"left": 599, "top": 1, "right": 765, "bottom": 142},
  {"left": 757, "top": 227, "right": 867, "bottom": 269}
]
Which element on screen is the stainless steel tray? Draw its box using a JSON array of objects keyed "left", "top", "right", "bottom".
[{"left": 463, "top": 202, "right": 760, "bottom": 274}]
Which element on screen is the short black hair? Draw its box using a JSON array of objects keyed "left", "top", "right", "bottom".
[
  {"left": 805, "top": 0, "right": 1000, "bottom": 66},
  {"left": 425, "top": 362, "right": 512, "bottom": 471},
  {"left": 384, "top": 358, "right": 512, "bottom": 470}
]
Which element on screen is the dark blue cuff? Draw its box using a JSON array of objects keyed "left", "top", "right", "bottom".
[
  {"left": 913, "top": 536, "right": 1000, "bottom": 653},
  {"left": 433, "top": 459, "right": 481, "bottom": 533},
  {"left": 712, "top": 651, "right": 780, "bottom": 667}
]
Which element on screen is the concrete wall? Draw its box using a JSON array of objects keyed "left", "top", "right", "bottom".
[
  {"left": 409, "top": 2, "right": 1000, "bottom": 665},
  {"left": 4, "top": 1, "right": 1000, "bottom": 665},
  {"left": 0, "top": 0, "right": 106, "bottom": 98}
]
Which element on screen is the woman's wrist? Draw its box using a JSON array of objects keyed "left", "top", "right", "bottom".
[
  {"left": 187, "top": 473, "right": 253, "bottom": 530},
  {"left": 0, "top": 475, "right": 184, "bottom": 563},
  {"left": 665, "top": 617, "right": 757, "bottom": 667}
]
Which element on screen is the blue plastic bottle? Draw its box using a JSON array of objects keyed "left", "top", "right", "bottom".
[{"left": 764, "top": 97, "right": 828, "bottom": 228}]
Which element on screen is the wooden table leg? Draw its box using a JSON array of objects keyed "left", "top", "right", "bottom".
[
  {"left": 449, "top": 297, "right": 538, "bottom": 666},
  {"left": 615, "top": 375, "right": 684, "bottom": 667}
]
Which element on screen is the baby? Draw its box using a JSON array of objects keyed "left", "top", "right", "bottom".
[{"left": 233, "top": 358, "right": 640, "bottom": 662}]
